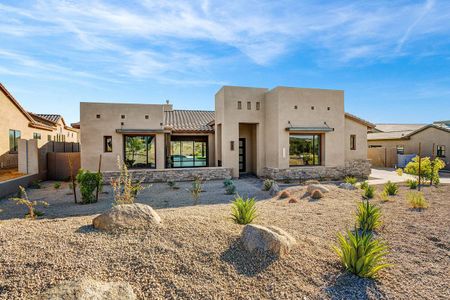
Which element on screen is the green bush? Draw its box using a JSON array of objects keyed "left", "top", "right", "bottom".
[
  {"left": 396, "top": 168, "right": 403, "bottom": 176},
  {"left": 407, "top": 191, "right": 428, "bottom": 209},
  {"left": 223, "top": 178, "right": 234, "bottom": 187},
  {"left": 76, "top": 169, "right": 102, "bottom": 204},
  {"left": 363, "top": 185, "right": 375, "bottom": 199},
  {"left": 359, "top": 181, "right": 369, "bottom": 190},
  {"left": 333, "top": 230, "right": 390, "bottom": 278},
  {"left": 225, "top": 184, "right": 236, "bottom": 195},
  {"left": 53, "top": 182, "right": 61, "bottom": 189},
  {"left": 406, "top": 179, "right": 418, "bottom": 189},
  {"left": 404, "top": 156, "right": 445, "bottom": 185},
  {"left": 231, "top": 195, "right": 257, "bottom": 225},
  {"left": 344, "top": 176, "right": 358, "bottom": 185},
  {"left": 383, "top": 181, "right": 398, "bottom": 196},
  {"left": 167, "top": 180, "right": 175, "bottom": 188},
  {"left": 356, "top": 201, "right": 382, "bottom": 231},
  {"left": 262, "top": 179, "right": 274, "bottom": 191}
]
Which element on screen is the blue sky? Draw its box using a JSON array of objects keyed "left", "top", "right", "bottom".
[{"left": 1, "top": 0, "right": 449, "bottom": 125}]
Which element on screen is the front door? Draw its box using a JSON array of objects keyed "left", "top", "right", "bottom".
[{"left": 239, "top": 138, "right": 246, "bottom": 173}]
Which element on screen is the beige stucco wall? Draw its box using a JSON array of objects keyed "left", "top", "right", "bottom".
[
  {"left": 80, "top": 102, "right": 167, "bottom": 172},
  {"left": 368, "top": 127, "right": 450, "bottom": 168},
  {"left": 345, "top": 117, "right": 368, "bottom": 161}
]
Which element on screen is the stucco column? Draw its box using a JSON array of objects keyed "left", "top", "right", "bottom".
[
  {"left": 155, "top": 134, "right": 165, "bottom": 169},
  {"left": 18, "top": 139, "right": 39, "bottom": 175}
]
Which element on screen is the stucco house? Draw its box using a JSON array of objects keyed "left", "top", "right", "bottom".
[
  {"left": 80, "top": 86, "right": 374, "bottom": 180},
  {"left": 368, "top": 121, "right": 450, "bottom": 169},
  {"left": 0, "top": 83, "right": 79, "bottom": 169}
]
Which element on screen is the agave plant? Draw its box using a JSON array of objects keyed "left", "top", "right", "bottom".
[
  {"left": 231, "top": 195, "right": 257, "bottom": 224},
  {"left": 363, "top": 185, "right": 375, "bottom": 199},
  {"left": 333, "top": 230, "right": 390, "bottom": 278},
  {"left": 383, "top": 181, "right": 398, "bottom": 196},
  {"left": 359, "top": 181, "right": 369, "bottom": 190},
  {"left": 356, "top": 201, "right": 382, "bottom": 231},
  {"left": 344, "top": 176, "right": 358, "bottom": 185}
]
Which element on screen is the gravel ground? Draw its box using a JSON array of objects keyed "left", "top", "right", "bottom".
[{"left": 0, "top": 180, "right": 449, "bottom": 299}]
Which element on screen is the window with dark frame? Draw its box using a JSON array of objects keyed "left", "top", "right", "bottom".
[
  {"left": 96, "top": 114, "right": 101, "bottom": 119},
  {"left": 396, "top": 145, "right": 405, "bottom": 155},
  {"left": 33, "top": 132, "right": 41, "bottom": 140},
  {"left": 350, "top": 135, "right": 356, "bottom": 150},
  {"left": 124, "top": 135, "right": 156, "bottom": 169},
  {"left": 237, "top": 101, "right": 242, "bottom": 110},
  {"left": 121, "top": 115, "right": 125, "bottom": 119},
  {"left": 169, "top": 136, "right": 208, "bottom": 168},
  {"left": 289, "top": 134, "right": 321, "bottom": 166},
  {"left": 9, "top": 129, "right": 21, "bottom": 153},
  {"left": 256, "top": 102, "right": 260, "bottom": 110},
  {"left": 437, "top": 145, "right": 446, "bottom": 157},
  {"left": 247, "top": 101, "right": 251, "bottom": 110},
  {"left": 104, "top": 136, "right": 113, "bottom": 152}
]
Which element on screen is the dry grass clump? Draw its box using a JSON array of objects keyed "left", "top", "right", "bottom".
[
  {"left": 111, "top": 157, "right": 145, "bottom": 205},
  {"left": 407, "top": 191, "right": 428, "bottom": 209}
]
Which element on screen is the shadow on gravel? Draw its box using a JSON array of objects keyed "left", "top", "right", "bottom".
[
  {"left": 75, "top": 224, "right": 98, "bottom": 234},
  {"left": 220, "top": 239, "right": 277, "bottom": 277},
  {"left": 323, "top": 272, "right": 385, "bottom": 299}
]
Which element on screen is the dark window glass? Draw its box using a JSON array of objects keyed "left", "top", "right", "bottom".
[
  {"left": 396, "top": 145, "right": 404, "bottom": 155},
  {"left": 256, "top": 102, "right": 260, "bottom": 110},
  {"left": 289, "top": 134, "right": 321, "bottom": 166},
  {"left": 9, "top": 129, "right": 21, "bottom": 153},
  {"left": 104, "top": 136, "right": 113, "bottom": 152},
  {"left": 350, "top": 135, "right": 356, "bottom": 150},
  {"left": 48, "top": 135, "right": 52, "bottom": 142},
  {"left": 33, "top": 132, "right": 41, "bottom": 140},
  {"left": 237, "top": 101, "right": 242, "bottom": 110},
  {"left": 121, "top": 115, "right": 125, "bottom": 119},
  {"left": 247, "top": 101, "right": 251, "bottom": 110},
  {"left": 169, "top": 136, "right": 208, "bottom": 168},
  {"left": 145, "top": 115, "right": 149, "bottom": 119},
  {"left": 96, "top": 114, "right": 101, "bottom": 119},
  {"left": 437, "top": 145, "right": 446, "bottom": 157},
  {"left": 124, "top": 136, "right": 156, "bottom": 169}
]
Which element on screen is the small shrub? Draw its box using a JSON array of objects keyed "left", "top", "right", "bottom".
[
  {"left": 396, "top": 168, "right": 403, "bottom": 176},
  {"left": 383, "top": 181, "right": 398, "bottom": 196},
  {"left": 262, "top": 179, "right": 274, "bottom": 191},
  {"left": 407, "top": 191, "right": 428, "bottom": 209},
  {"left": 363, "top": 185, "right": 375, "bottom": 199},
  {"left": 167, "top": 180, "right": 175, "bottom": 188},
  {"left": 231, "top": 195, "right": 257, "bottom": 224},
  {"left": 76, "top": 169, "right": 103, "bottom": 204},
  {"left": 333, "top": 230, "right": 390, "bottom": 278},
  {"left": 404, "top": 156, "right": 445, "bottom": 185},
  {"left": 223, "top": 178, "right": 234, "bottom": 187},
  {"left": 311, "top": 189, "right": 324, "bottom": 199},
  {"left": 356, "top": 201, "right": 382, "bottom": 231},
  {"left": 379, "top": 191, "right": 389, "bottom": 202},
  {"left": 190, "top": 176, "right": 203, "bottom": 204},
  {"left": 279, "top": 190, "right": 290, "bottom": 199},
  {"left": 53, "top": 182, "right": 61, "bottom": 189},
  {"left": 344, "top": 176, "right": 358, "bottom": 185},
  {"left": 406, "top": 179, "right": 418, "bottom": 189},
  {"left": 359, "top": 181, "right": 369, "bottom": 190},
  {"left": 29, "top": 180, "right": 41, "bottom": 189},
  {"left": 10, "top": 186, "right": 48, "bottom": 219},
  {"left": 111, "top": 157, "right": 145, "bottom": 205},
  {"left": 225, "top": 183, "right": 237, "bottom": 195}
]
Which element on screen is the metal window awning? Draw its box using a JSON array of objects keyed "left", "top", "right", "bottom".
[
  {"left": 115, "top": 129, "right": 167, "bottom": 134},
  {"left": 286, "top": 121, "right": 334, "bottom": 132}
]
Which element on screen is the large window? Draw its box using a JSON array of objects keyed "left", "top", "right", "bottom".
[
  {"left": 169, "top": 136, "right": 208, "bottom": 168},
  {"left": 124, "top": 135, "right": 156, "bottom": 169},
  {"left": 104, "top": 136, "right": 112, "bottom": 152},
  {"left": 33, "top": 132, "right": 41, "bottom": 140},
  {"left": 350, "top": 134, "right": 356, "bottom": 150},
  {"left": 9, "top": 129, "right": 21, "bottom": 153},
  {"left": 289, "top": 134, "right": 321, "bottom": 166},
  {"left": 396, "top": 145, "right": 405, "bottom": 155},
  {"left": 437, "top": 145, "right": 446, "bottom": 157}
]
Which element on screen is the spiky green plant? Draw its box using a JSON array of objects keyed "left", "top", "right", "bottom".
[
  {"left": 225, "top": 183, "right": 237, "bottom": 195},
  {"left": 363, "top": 185, "right": 375, "bottom": 199},
  {"left": 333, "top": 230, "right": 390, "bottom": 278},
  {"left": 359, "top": 181, "right": 369, "bottom": 190},
  {"left": 231, "top": 195, "right": 257, "bottom": 224},
  {"left": 379, "top": 191, "right": 389, "bottom": 202},
  {"left": 383, "top": 181, "right": 398, "bottom": 196},
  {"left": 356, "top": 201, "right": 382, "bottom": 231},
  {"left": 10, "top": 186, "right": 49, "bottom": 219},
  {"left": 407, "top": 191, "right": 428, "bottom": 209},
  {"left": 406, "top": 179, "right": 418, "bottom": 189},
  {"left": 344, "top": 176, "right": 358, "bottom": 185},
  {"left": 262, "top": 179, "right": 274, "bottom": 191},
  {"left": 223, "top": 178, "right": 234, "bottom": 187}
]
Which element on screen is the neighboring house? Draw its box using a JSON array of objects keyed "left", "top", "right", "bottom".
[
  {"left": 368, "top": 122, "right": 450, "bottom": 169},
  {"left": 80, "top": 86, "right": 374, "bottom": 180},
  {"left": 0, "top": 83, "right": 79, "bottom": 169}
]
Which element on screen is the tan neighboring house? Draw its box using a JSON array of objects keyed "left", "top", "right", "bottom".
[
  {"left": 80, "top": 86, "right": 374, "bottom": 180},
  {"left": 368, "top": 122, "right": 450, "bottom": 169},
  {"left": 0, "top": 83, "right": 79, "bottom": 169}
]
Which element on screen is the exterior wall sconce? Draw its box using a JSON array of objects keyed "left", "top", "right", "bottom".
[{"left": 230, "top": 141, "right": 235, "bottom": 151}]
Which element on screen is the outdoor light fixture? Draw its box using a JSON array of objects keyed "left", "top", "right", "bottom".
[{"left": 230, "top": 141, "right": 235, "bottom": 151}]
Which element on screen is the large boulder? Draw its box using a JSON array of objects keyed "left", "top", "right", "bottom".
[
  {"left": 40, "top": 278, "right": 136, "bottom": 300},
  {"left": 307, "top": 184, "right": 329, "bottom": 194},
  {"left": 241, "top": 224, "right": 296, "bottom": 257},
  {"left": 93, "top": 203, "right": 161, "bottom": 232}
]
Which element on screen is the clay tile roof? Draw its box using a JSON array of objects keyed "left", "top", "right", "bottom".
[
  {"left": 164, "top": 110, "right": 215, "bottom": 133},
  {"left": 35, "top": 114, "right": 61, "bottom": 123}
]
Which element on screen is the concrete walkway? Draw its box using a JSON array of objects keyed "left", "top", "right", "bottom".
[{"left": 368, "top": 168, "right": 450, "bottom": 185}]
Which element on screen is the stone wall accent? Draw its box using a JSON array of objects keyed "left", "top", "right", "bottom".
[
  {"left": 102, "top": 167, "right": 232, "bottom": 184},
  {"left": 262, "top": 159, "right": 371, "bottom": 181}
]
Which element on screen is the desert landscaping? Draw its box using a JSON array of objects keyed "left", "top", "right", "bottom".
[{"left": 0, "top": 178, "right": 449, "bottom": 300}]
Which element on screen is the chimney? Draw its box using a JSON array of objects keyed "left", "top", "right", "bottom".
[{"left": 163, "top": 99, "right": 173, "bottom": 111}]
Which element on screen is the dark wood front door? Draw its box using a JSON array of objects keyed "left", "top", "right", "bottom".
[{"left": 239, "top": 138, "right": 246, "bottom": 173}]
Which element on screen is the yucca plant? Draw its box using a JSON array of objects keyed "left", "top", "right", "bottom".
[
  {"left": 225, "top": 183, "right": 237, "bottom": 195},
  {"left": 356, "top": 201, "right": 382, "bottom": 231},
  {"left": 223, "top": 178, "right": 234, "bottom": 187},
  {"left": 344, "top": 176, "right": 358, "bottom": 185},
  {"left": 383, "top": 181, "right": 398, "bottom": 196},
  {"left": 359, "top": 181, "right": 369, "bottom": 190},
  {"left": 407, "top": 191, "right": 428, "bottom": 209},
  {"left": 231, "top": 195, "right": 257, "bottom": 224},
  {"left": 333, "top": 230, "right": 390, "bottom": 278},
  {"left": 406, "top": 179, "right": 418, "bottom": 189},
  {"left": 363, "top": 185, "right": 375, "bottom": 199},
  {"left": 262, "top": 179, "right": 274, "bottom": 191},
  {"left": 379, "top": 191, "right": 389, "bottom": 202}
]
